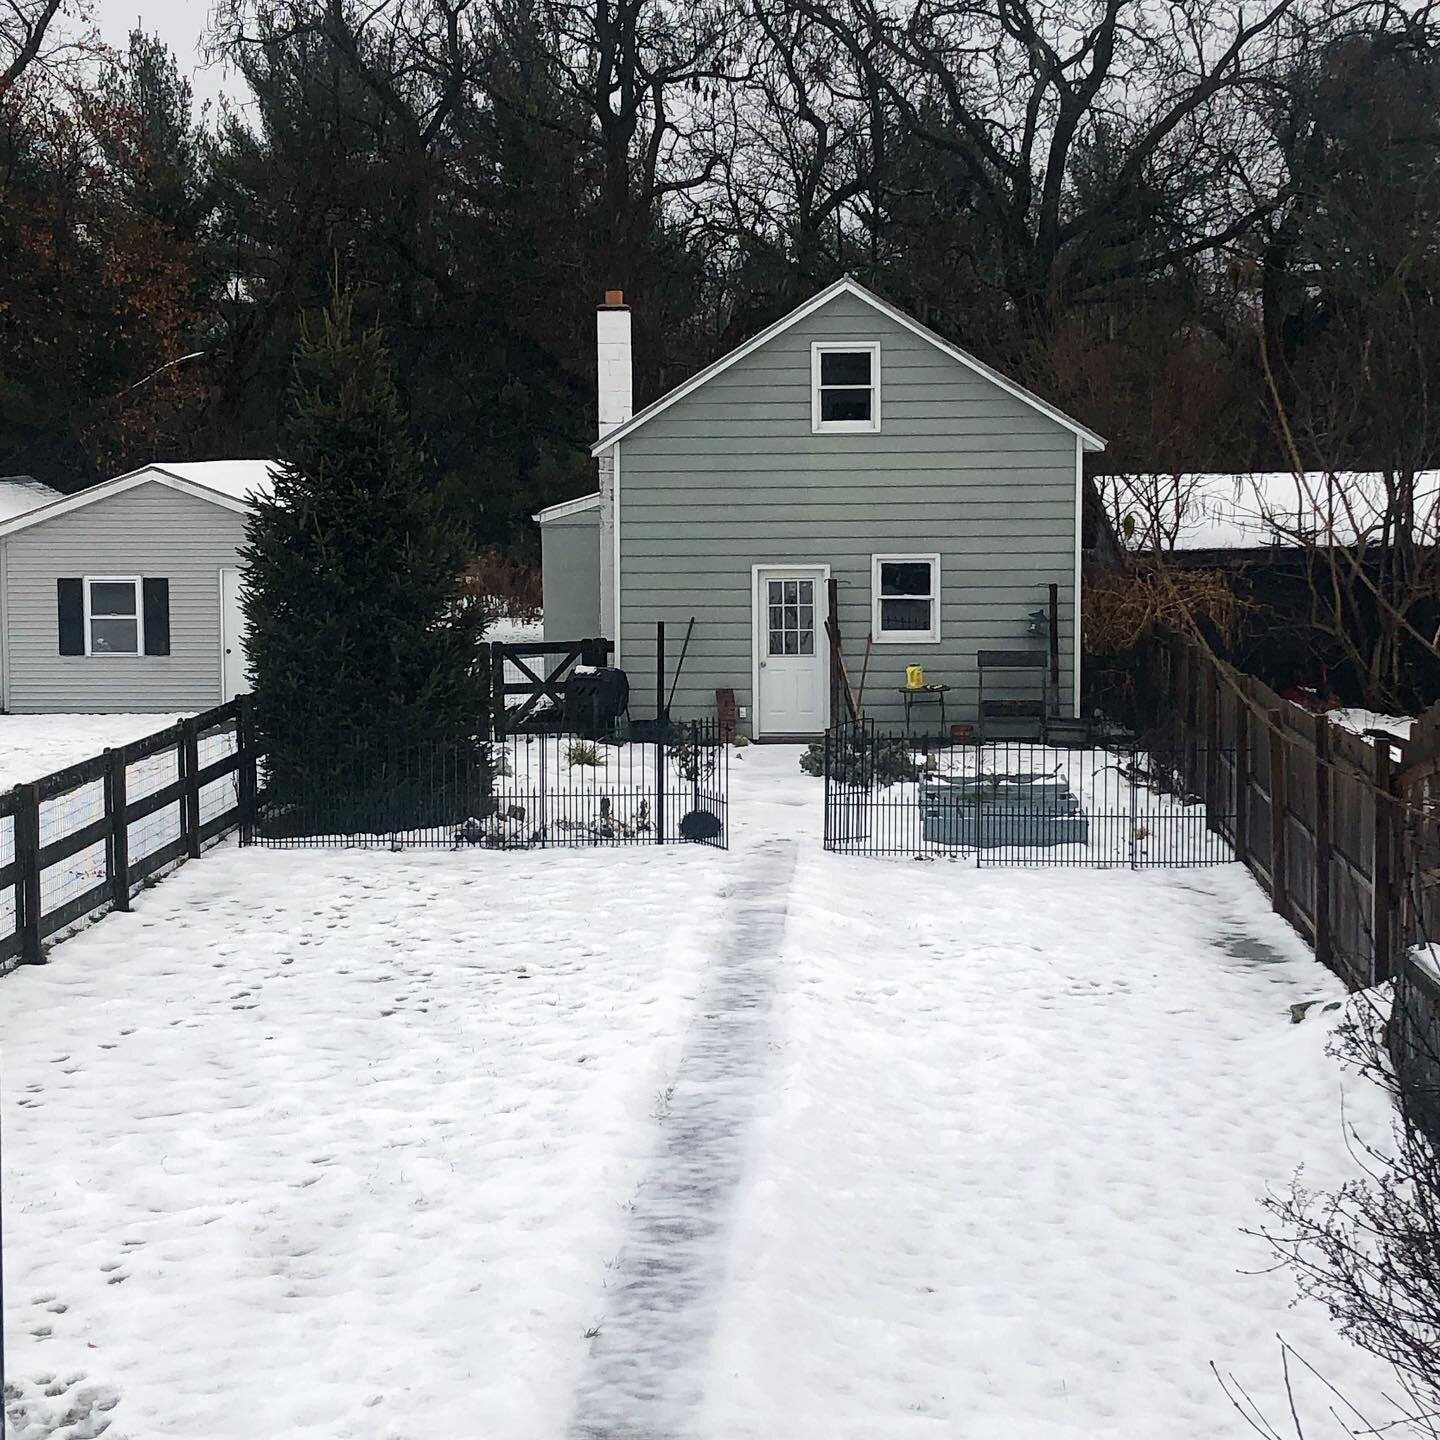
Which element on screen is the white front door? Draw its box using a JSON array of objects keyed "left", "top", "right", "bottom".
[
  {"left": 220, "top": 567, "right": 250, "bottom": 702},
  {"left": 754, "top": 566, "right": 828, "bottom": 737}
]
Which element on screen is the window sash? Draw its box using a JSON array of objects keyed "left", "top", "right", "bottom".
[
  {"left": 83, "top": 577, "right": 143, "bottom": 656},
  {"left": 871, "top": 554, "right": 940, "bottom": 643},
  {"left": 812, "top": 343, "right": 880, "bottom": 432}
]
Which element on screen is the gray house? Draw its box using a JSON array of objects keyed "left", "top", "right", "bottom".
[
  {"left": 538, "top": 278, "right": 1105, "bottom": 738},
  {"left": 0, "top": 461, "right": 271, "bottom": 713}
]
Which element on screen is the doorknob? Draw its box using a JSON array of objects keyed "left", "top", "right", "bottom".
[{"left": 759, "top": 660, "right": 767, "bottom": 668}]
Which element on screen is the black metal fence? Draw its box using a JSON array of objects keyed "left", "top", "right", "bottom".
[
  {"left": 821, "top": 721, "right": 1234, "bottom": 867},
  {"left": 252, "top": 720, "right": 729, "bottom": 850}
]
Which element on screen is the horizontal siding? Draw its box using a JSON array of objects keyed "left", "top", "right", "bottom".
[
  {"left": 4, "top": 482, "right": 245, "bottom": 713},
  {"left": 540, "top": 512, "right": 601, "bottom": 643},
  {"left": 618, "top": 288, "right": 1079, "bottom": 732}
]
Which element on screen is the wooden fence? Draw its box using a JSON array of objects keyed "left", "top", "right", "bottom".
[
  {"left": 1167, "top": 638, "right": 1436, "bottom": 990},
  {"left": 0, "top": 699, "right": 257, "bottom": 973},
  {"left": 487, "top": 637, "right": 613, "bottom": 737}
]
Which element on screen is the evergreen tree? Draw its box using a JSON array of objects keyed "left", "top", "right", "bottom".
[{"left": 241, "top": 291, "right": 490, "bottom": 819}]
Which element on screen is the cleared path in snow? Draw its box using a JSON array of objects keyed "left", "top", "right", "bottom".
[{"left": 570, "top": 838, "right": 795, "bottom": 1439}]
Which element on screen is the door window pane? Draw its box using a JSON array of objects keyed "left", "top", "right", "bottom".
[{"left": 765, "top": 575, "right": 818, "bottom": 658}]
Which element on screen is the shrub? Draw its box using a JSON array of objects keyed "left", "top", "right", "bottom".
[
  {"left": 799, "top": 732, "right": 920, "bottom": 787},
  {"left": 565, "top": 740, "right": 601, "bottom": 768}
]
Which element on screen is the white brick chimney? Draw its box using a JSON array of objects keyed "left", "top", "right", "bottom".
[{"left": 596, "top": 289, "right": 631, "bottom": 645}]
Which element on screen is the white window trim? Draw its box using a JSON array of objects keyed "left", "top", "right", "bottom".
[
  {"left": 83, "top": 575, "right": 144, "bottom": 658},
  {"left": 871, "top": 553, "right": 941, "bottom": 645},
  {"left": 811, "top": 341, "right": 881, "bottom": 434}
]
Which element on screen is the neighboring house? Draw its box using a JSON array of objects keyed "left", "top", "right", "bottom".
[
  {"left": 0, "top": 461, "right": 274, "bottom": 714},
  {"left": 537, "top": 278, "right": 1106, "bottom": 737},
  {"left": 1096, "top": 470, "right": 1440, "bottom": 557}
]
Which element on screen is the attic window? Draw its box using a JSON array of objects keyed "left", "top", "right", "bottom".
[{"left": 812, "top": 343, "right": 880, "bottom": 433}]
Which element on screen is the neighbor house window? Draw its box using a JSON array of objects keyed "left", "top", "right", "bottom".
[
  {"left": 84, "top": 577, "right": 143, "bottom": 655},
  {"left": 872, "top": 554, "right": 940, "bottom": 643},
  {"left": 812, "top": 342, "right": 880, "bottom": 433}
]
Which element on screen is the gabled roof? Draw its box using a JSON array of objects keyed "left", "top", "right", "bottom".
[
  {"left": 592, "top": 276, "right": 1107, "bottom": 455},
  {"left": 0, "top": 461, "right": 278, "bottom": 538},
  {"left": 0, "top": 476, "right": 63, "bottom": 523}
]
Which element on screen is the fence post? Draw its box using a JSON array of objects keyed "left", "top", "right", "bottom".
[
  {"left": 1268, "top": 710, "right": 1289, "bottom": 919},
  {"left": 16, "top": 782, "right": 41, "bottom": 965},
  {"left": 1233, "top": 701, "right": 1250, "bottom": 866},
  {"left": 236, "top": 696, "right": 258, "bottom": 845},
  {"left": 1205, "top": 661, "right": 1221, "bottom": 828},
  {"left": 106, "top": 748, "right": 130, "bottom": 913},
  {"left": 478, "top": 642, "right": 492, "bottom": 737},
  {"left": 655, "top": 621, "right": 666, "bottom": 845},
  {"left": 491, "top": 645, "right": 506, "bottom": 741},
  {"left": 1372, "top": 736, "right": 1397, "bottom": 984},
  {"left": 181, "top": 717, "right": 202, "bottom": 861},
  {"left": 1314, "top": 719, "right": 1333, "bottom": 972}
]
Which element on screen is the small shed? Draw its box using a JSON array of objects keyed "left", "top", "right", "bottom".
[
  {"left": 0, "top": 461, "right": 275, "bottom": 714},
  {"left": 534, "top": 492, "right": 602, "bottom": 644}
]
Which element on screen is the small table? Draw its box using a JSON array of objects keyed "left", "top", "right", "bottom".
[{"left": 897, "top": 683, "right": 950, "bottom": 736}]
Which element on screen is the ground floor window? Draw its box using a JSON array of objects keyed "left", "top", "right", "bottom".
[
  {"left": 85, "top": 576, "right": 142, "bottom": 655},
  {"left": 872, "top": 554, "right": 939, "bottom": 642}
]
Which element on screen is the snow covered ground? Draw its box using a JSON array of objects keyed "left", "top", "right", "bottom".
[
  {"left": 1330, "top": 706, "right": 1414, "bottom": 741},
  {"left": 0, "top": 714, "right": 190, "bottom": 791},
  {"left": 1, "top": 744, "right": 1401, "bottom": 1439}
]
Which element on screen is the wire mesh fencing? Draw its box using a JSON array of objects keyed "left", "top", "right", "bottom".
[
  {"left": 252, "top": 721, "right": 730, "bottom": 850},
  {"left": 821, "top": 721, "right": 1234, "bottom": 868},
  {"left": 0, "top": 703, "right": 246, "bottom": 973}
]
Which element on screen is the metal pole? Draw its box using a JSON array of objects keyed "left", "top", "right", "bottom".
[
  {"left": 1129, "top": 745, "right": 1139, "bottom": 871},
  {"left": 655, "top": 622, "right": 666, "bottom": 845}
]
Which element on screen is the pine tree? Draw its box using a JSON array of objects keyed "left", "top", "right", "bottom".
[{"left": 241, "top": 291, "right": 491, "bottom": 820}]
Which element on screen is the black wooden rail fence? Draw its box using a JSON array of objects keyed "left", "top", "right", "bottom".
[{"left": 0, "top": 699, "right": 254, "bottom": 973}]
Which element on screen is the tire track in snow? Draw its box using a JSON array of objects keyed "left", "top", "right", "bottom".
[{"left": 568, "top": 838, "right": 795, "bottom": 1439}]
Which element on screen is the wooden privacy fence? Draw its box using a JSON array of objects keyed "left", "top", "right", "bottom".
[
  {"left": 0, "top": 700, "right": 258, "bottom": 973},
  {"left": 1166, "top": 638, "right": 1430, "bottom": 990}
]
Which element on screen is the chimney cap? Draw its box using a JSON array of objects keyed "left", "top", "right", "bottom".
[{"left": 602, "top": 288, "right": 626, "bottom": 308}]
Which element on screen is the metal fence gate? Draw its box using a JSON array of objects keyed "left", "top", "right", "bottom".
[{"left": 822, "top": 722, "right": 1234, "bottom": 868}]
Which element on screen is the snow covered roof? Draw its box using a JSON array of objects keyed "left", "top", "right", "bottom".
[
  {"left": 0, "top": 460, "right": 280, "bottom": 538},
  {"left": 1098, "top": 471, "right": 1440, "bottom": 553},
  {"left": 534, "top": 492, "right": 600, "bottom": 524},
  {"left": 0, "top": 476, "right": 63, "bottom": 523},
  {"left": 139, "top": 461, "right": 278, "bottom": 504}
]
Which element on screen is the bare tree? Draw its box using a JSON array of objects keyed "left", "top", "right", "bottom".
[
  {"left": 788, "top": 0, "right": 1332, "bottom": 320},
  {"left": 0, "top": 0, "right": 73, "bottom": 98}
]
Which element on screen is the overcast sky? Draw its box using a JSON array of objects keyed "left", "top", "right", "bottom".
[{"left": 94, "top": 0, "right": 238, "bottom": 112}]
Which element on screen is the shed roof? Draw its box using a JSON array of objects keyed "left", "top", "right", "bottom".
[
  {"left": 533, "top": 492, "right": 600, "bottom": 524},
  {"left": 591, "top": 277, "right": 1107, "bottom": 456},
  {"left": 0, "top": 476, "right": 63, "bottom": 523},
  {"left": 0, "top": 461, "right": 278, "bottom": 538}
]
